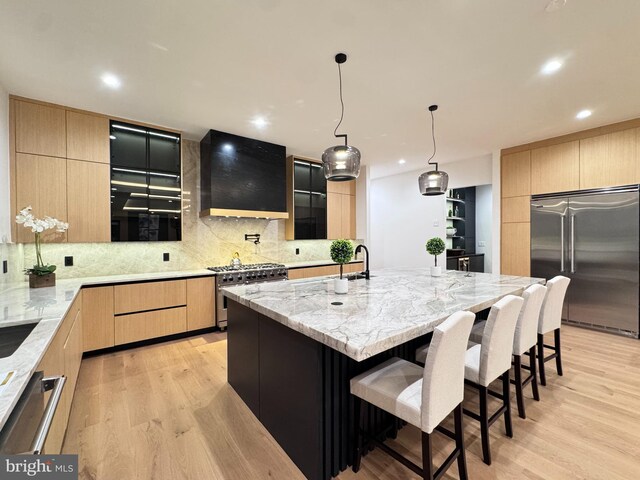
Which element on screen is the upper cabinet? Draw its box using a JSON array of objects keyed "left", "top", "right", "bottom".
[
  {"left": 66, "top": 111, "right": 110, "bottom": 163},
  {"left": 501, "top": 151, "right": 530, "bottom": 198},
  {"left": 15, "top": 100, "right": 66, "bottom": 158},
  {"left": 327, "top": 190, "right": 356, "bottom": 240},
  {"left": 531, "top": 141, "right": 580, "bottom": 194},
  {"left": 67, "top": 160, "right": 111, "bottom": 242},
  {"left": 579, "top": 128, "right": 638, "bottom": 190},
  {"left": 285, "top": 156, "right": 327, "bottom": 240}
]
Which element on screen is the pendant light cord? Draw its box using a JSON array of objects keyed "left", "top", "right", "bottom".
[
  {"left": 427, "top": 108, "right": 437, "bottom": 168},
  {"left": 334, "top": 62, "right": 348, "bottom": 145}
]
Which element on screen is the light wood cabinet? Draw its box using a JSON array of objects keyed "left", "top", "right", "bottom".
[
  {"left": 288, "top": 262, "right": 363, "bottom": 280},
  {"left": 67, "top": 160, "right": 111, "bottom": 242},
  {"left": 62, "top": 306, "right": 83, "bottom": 425},
  {"left": 15, "top": 153, "right": 67, "bottom": 243},
  {"left": 501, "top": 151, "right": 531, "bottom": 198},
  {"left": 186, "top": 277, "right": 215, "bottom": 331},
  {"left": 82, "top": 286, "right": 115, "bottom": 352},
  {"left": 15, "top": 100, "right": 66, "bottom": 158},
  {"left": 502, "top": 196, "right": 530, "bottom": 224},
  {"left": 501, "top": 223, "right": 530, "bottom": 277},
  {"left": 580, "top": 128, "right": 638, "bottom": 189},
  {"left": 66, "top": 111, "right": 110, "bottom": 163},
  {"left": 327, "top": 180, "right": 356, "bottom": 195},
  {"left": 114, "top": 280, "right": 187, "bottom": 314},
  {"left": 327, "top": 193, "right": 356, "bottom": 239},
  {"left": 531, "top": 141, "right": 580, "bottom": 194},
  {"left": 37, "top": 331, "right": 66, "bottom": 454},
  {"left": 115, "top": 307, "right": 187, "bottom": 345}
]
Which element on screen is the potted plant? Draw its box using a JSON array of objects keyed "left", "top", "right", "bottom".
[
  {"left": 426, "top": 237, "right": 445, "bottom": 277},
  {"left": 16, "top": 206, "right": 69, "bottom": 288},
  {"left": 330, "top": 239, "right": 354, "bottom": 294}
]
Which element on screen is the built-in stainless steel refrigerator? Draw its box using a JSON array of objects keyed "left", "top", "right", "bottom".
[{"left": 531, "top": 185, "right": 639, "bottom": 338}]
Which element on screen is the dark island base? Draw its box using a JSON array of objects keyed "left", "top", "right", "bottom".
[{"left": 227, "top": 300, "right": 432, "bottom": 480}]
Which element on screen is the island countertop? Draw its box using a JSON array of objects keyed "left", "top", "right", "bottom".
[{"left": 222, "top": 268, "right": 544, "bottom": 361}]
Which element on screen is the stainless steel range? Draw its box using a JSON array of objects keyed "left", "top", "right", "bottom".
[{"left": 208, "top": 263, "right": 288, "bottom": 329}]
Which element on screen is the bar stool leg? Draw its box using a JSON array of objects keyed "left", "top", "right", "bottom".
[
  {"left": 479, "top": 385, "right": 491, "bottom": 465},
  {"left": 554, "top": 328, "right": 564, "bottom": 376},
  {"left": 537, "top": 333, "right": 547, "bottom": 386},
  {"left": 421, "top": 431, "right": 434, "bottom": 480},
  {"left": 454, "top": 403, "right": 468, "bottom": 480},
  {"left": 514, "top": 355, "right": 526, "bottom": 419},
  {"left": 352, "top": 397, "right": 363, "bottom": 473},
  {"left": 502, "top": 372, "right": 513, "bottom": 438},
  {"left": 529, "top": 346, "right": 540, "bottom": 401}
]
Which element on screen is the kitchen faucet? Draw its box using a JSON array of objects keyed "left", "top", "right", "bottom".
[{"left": 354, "top": 244, "right": 370, "bottom": 280}]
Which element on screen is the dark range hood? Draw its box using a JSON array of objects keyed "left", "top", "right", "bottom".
[{"left": 200, "top": 129, "right": 289, "bottom": 219}]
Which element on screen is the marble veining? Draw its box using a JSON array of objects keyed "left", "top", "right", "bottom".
[
  {"left": 0, "top": 269, "right": 215, "bottom": 431},
  {"left": 222, "top": 268, "right": 544, "bottom": 362}
]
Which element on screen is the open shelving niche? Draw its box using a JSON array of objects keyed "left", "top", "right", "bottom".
[{"left": 445, "top": 188, "right": 475, "bottom": 253}]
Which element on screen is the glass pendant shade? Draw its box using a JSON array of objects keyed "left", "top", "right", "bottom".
[
  {"left": 418, "top": 169, "right": 449, "bottom": 196},
  {"left": 322, "top": 144, "right": 361, "bottom": 181}
]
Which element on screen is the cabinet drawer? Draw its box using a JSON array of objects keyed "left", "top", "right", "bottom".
[
  {"left": 115, "top": 307, "right": 187, "bottom": 345},
  {"left": 114, "top": 280, "right": 186, "bottom": 314}
]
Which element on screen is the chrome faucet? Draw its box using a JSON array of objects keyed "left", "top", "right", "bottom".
[{"left": 354, "top": 244, "right": 370, "bottom": 280}]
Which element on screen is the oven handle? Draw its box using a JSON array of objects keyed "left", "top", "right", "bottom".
[{"left": 30, "top": 375, "right": 66, "bottom": 455}]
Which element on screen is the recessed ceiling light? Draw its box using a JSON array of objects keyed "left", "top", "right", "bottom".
[
  {"left": 101, "top": 73, "right": 121, "bottom": 89},
  {"left": 398, "top": 159, "right": 406, "bottom": 164},
  {"left": 576, "top": 109, "right": 592, "bottom": 120},
  {"left": 251, "top": 116, "right": 268, "bottom": 129},
  {"left": 541, "top": 59, "right": 563, "bottom": 75}
]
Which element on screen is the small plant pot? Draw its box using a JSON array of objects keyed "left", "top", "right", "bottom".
[
  {"left": 430, "top": 266, "right": 443, "bottom": 277},
  {"left": 29, "top": 273, "right": 56, "bottom": 289},
  {"left": 334, "top": 278, "right": 349, "bottom": 294}
]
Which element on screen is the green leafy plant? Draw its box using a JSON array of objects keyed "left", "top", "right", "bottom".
[
  {"left": 426, "top": 237, "right": 445, "bottom": 267},
  {"left": 330, "top": 239, "right": 354, "bottom": 279}
]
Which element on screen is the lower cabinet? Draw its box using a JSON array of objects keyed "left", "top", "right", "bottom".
[
  {"left": 115, "top": 307, "right": 187, "bottom": 345},
  {"left": 37, "top": 292, "right": 83, "bottom": 454},
  {"left": 288, "top": 262, "right": 363, "bottom": 280},
  {"left": 82, "top": 286, "right": 115, "bottom": 351},
  {"left": 186, "top": 277, "right": 216, "bottom": 331},
  {"left": 446, "top": 255, "right": 485, "bottom": 273}
]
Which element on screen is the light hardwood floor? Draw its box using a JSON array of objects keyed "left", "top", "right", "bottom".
[{"left": 63, "top": 326, "right": 640, "bottom": 480}]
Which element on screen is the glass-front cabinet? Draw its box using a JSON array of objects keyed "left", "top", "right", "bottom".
[
  {"left": 292, "top": 158, "right": 327, "bottom": 239},
  {"left": 110, "top": 121, "right": 182, "bottom": 241}
]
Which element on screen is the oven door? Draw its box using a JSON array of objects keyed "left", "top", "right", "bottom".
[{"left": 0, "top": 371, "right": 66, "bottom": 454}]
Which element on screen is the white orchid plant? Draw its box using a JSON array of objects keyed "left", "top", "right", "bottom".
[{"left": 16, "top": 206, "right": 69, "bottom": 276}]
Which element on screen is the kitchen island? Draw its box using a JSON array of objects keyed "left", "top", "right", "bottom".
[{"left": 222, "top": 268, "right": 544, "bottom": 480}]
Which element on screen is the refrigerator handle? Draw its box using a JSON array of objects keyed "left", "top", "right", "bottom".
[
  {"left": 560, "top": 215, "right": 565, "bottom": 272},
  {"left": 570, "top": 214, "right": 576, "bottom": 273}
]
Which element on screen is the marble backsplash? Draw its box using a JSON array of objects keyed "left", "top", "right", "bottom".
[{"left": 15, "top": 140, "right": 356, "bottom": 280}]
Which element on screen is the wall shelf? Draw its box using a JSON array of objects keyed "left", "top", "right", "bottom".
[
  {"left": 446, "top": 197, "right": 465, "bottom": 204},
  {"left": 447, "top": 216, "right": 465, "bottom": 221}
]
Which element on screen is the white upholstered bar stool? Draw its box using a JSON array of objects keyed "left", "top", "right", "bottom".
[
  {"left": 469, "top": 284, "right": 547, "bottom": 419},
  {"left": 350, "top": 311, "right": 475, "bottom": 480},
  {"left": 537, "top": 276, "right": 571, "bottom": 386},
  {"left": 463, "top": 294, "right": 523, "bottom": 466}
]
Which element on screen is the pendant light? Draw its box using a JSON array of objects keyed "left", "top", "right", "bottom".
[
  {"left": 322, "top": 53, "right": 361, "bottom": 181},
  {"left": 418, "top": 105, "right": 449, "bottom": 195}
]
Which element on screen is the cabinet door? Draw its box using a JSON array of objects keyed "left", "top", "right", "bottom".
[
  {"left": 502, "top": 196, "right": 530, "bottom": 223},
  {"left": 82, "top": 286, "right": 115, "bottom": 351},
  {"left": 501, "top": 151, "right": 531, "bottom": 198},
  {"left": 114, "top": 307, "right": 187, "bottom": 345},
  {"left": 327, "top": 192, "right": 342, "bottom": 239},
  {"left": 15, "top": 100, "right": 66, "bottom": 158},
  {"left": 66, "top": 111, "right": 109, "bottom": 163},
  {"left": 341, "top": 194, "right": 356, "bottom": 239},
  {"left": 531, "top": 141, "right": 579, "bottom": 194},
  {"left": 62, "top": 308, "right": 83, "bottom": 425},
  {"left": 501, "top": 223, "right": 530, "bottom": 276},
  {"left": 15, "top": 153, "right": 67, "bottom": 243},
  {"left": 67, "top": 160, "right": 111, "bottom": 242},
  {"left": 114, "top": 279, "right": 187, "bottom": 314},
  {"left": 186, "top": 277, "right": 215, "bottom": 331},
  {"left": 327, "top": 179, "right": 355, "bottom": 195},
  {"left": 580, "top": 129, "right": 637, "bottom": 189}
]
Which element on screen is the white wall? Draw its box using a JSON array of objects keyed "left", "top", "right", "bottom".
[
  {"left": 0, "top": 83, "right": 9, "bottom": 242},
  {"left": 370, "top": 170, "right": 445, "bottom": 270},
  {"left": 445, "top": 154, "right": 492, "bottom": 189},
  {"left": 475, "top": 185, "right": 492, "bottom": 272}
]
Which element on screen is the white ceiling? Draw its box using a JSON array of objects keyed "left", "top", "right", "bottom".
[{"left": 1, "top": 0, "right": 639, "bottom": 178}]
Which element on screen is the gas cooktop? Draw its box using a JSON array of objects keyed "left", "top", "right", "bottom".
[{"left": 207, "top": 263, "right": 286, "bottom": 273}]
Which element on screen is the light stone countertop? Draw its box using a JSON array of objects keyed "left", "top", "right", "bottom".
[
  {"left": 222, "top": 268, "right": 545, "bottom": 362},
  {"left": 0, "top": 269, "right": 215, "bottom": 431}
]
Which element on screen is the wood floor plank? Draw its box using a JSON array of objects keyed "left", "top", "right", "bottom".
[{"left": 63, "top": 326, "right": 640, "bottom": 479}]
